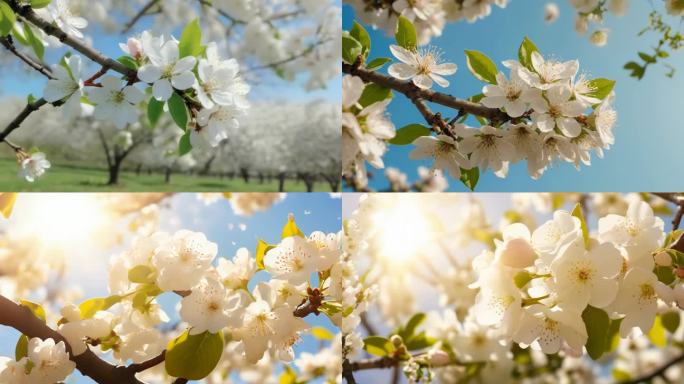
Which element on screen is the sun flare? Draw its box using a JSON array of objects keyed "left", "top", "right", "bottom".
[{"left": 372, "top": 202, "right": 438, "bottom": 266}]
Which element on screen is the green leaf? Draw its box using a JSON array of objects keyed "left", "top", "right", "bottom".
[
  {"left": 612, "top": 368, "right": 632, "bottom": 381},
  {"left": 178, "top": 131, "right": 192, "bottom": 156},
  {"left": 363, "top": 336, "right": 394, "bottom": 357},
  {"left": 342, "top": 35, "right": 363, "bottom": 64},
  {"left": 310, "top": 326, "right": 334, "bottom": 340},
  {"left": 404, "top": 333, "right": 436, "bottom": 351},
  {"left": 27, "top": 94, "right": 36, "bottom": 105},
  {"left": 661, "top": 311, "right": 680, "bottom": 334},
  {"left": 648, "top": 315, "right": 666, "bottom": 347},
  {"left": 357, "top": 83, "right": 392, "bottom": 107},
  {"left": 79, "top": 295, "right": 122, "bottom": 319},
  {"left": 23, "top": 23, "right": 44, "bottom": 61},
  {"left": 582, "top": 305, "right": 610, "bottom": 360},
  {"left": 147, "top": 98, "right": 164, "bottom": 128},
  {"left": 255, "top": 239, "right": 275, "bottom": 270},
  {"left": 0, "top": 2, "right": 17, "bottom": 37},
  {"left": 19, "top": 299, "right": 46, "bottom": 322},
  {"left": 571, "top": 203, "right": 589, "bottom": 248},
  {"left": 395, "top": 16, "right": 417, "bottom": 51},
  {"left": 514, "top": 271, "right": 534, "bottom": 289},
  {"left": 655, "top": 265, "right": 676, "bottom": 285},
  {"left": 350, "top": 21, "right": 371, "bottom": 55},
  {"left": 165, "top": 330, "right": 224, "bottom": 380},
  {"left": 15, "top": 335, "right": 29, "bottom": 360},
  {"left": 388, "top": 124, "right": 430, "bottom": 145},
  {"left": 518, "top": 36, "right": 539, "bottom": 71},
  {"left": 638, "top": 52, "right": 656, "bottom": 63},
  {"left": 117, "top": 55, "right": 139, "bottom": 71},
  {"left": 168, "top": 92, "right": 188, "bottom": 130},
  {"left": 12, "top": 24, "right": 29, "bottom": 46},
  {"left": 586, "top": 78, "right": 615, "bottom": 101},
  {"left": 281, "top": 215, "right": 305, "bottom": 239},
  {"left": 30, "top": 0, "right": 52, "bottom": 8},
  {"left": 366, "top": 57, "right": 392, "bottom": 71},
  {"left": 399, "top": 313, "right": 426, "bottom": 340},
  {"left": 179, "top": 18, "right": 202, "bottom": 58},
  {"left": 464, "top": 50, "right": 498, "bottom": 84},
  {"left": 128, "top": 265, "right": 156, "bottom": 284},
  {"left": 460, "top": 167, "right": 479, "bottom": 191}
]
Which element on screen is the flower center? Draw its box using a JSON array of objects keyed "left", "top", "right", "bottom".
[
  {"left": 543, "top": 318, "right": 558, "bottom": 331},
  {"left": 434, "top": 141, "right": 452, "bottom": 156},
  {"left": 639, "top": 283, "right": 655, "bottom": 301}
]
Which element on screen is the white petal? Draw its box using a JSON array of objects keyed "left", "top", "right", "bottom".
[
  {"left": 171, "top": 71, "right": 196, "bottom": 90},
  {"left": 387, "top": 63, "right": 418, "bottom": 80},
  {"left": 412, "top": 74, "right": 433, "bottom": 89},
  {"left": 138, "top": 65, "right": 162, "bottom": 83},
  {"left": 152, "top": 79, "right": 173, "bottom": 101},
  {"left": 389, "top": 44, "right": 416, "bottom": 65}
]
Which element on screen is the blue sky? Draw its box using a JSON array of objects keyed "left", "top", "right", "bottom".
[
  {"left": 0, "top": 6, "right": 339, "bottom": 103},
  {"left": 344, "top": 1, "right": 684, "bottom": 191},
  {"left": 0, "top": 193, "right": 341, "bottom": 383}
]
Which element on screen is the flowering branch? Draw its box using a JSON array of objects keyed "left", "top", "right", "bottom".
[
  {"left": 0, "top": 35, "right": 55, "bottom": 80},
  {"left": 7, "top": 1, "right": 137, "bottom": 80},
  {"left": 0, "top": 294, "right": 145, "bottom": 384},
  {"left": 342, "top": 61, "right": 509, "bottom": 123}
]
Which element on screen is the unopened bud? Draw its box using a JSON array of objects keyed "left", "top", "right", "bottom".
[
  {"left": 428, "top": 350, "right": 450, "bottom": 366},
  {"left": 390, "top": 334, "right": 403, "bottom": 348},
  {"left": 676, "top": 268, "right": 684, "bottom": 278},
  {"left": 655, "top": 252, "right": 673, "bottom": 267}
]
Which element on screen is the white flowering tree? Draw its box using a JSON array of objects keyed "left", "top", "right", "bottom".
[
  {"left": 0, "top": 193, "right": 351, "bottom": 383},
  {"left": 341, "top": 192, "right": 684, "bottom": 383},
  {"left": 0, "top": 0, "right": 339, "bottom": 185}
]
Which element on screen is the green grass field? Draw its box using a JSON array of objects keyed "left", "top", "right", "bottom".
[{"left": 0, "top": 158, "right": 331, "bottom": 192}]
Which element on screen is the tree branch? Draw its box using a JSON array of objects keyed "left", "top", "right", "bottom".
[
  {"left": 619, "top": 351, "right": 684, "bottom": 384},
  {"left": 342, "top": 62, "right": 509, "bottom": 122},
  {"left": 121, "top": 0, "right": 161, "bottom": 33},
  {"left": 0, "top": 35, "right": 55, "bottom": 80},
  {"left": 9, "top": 1, "right": 137, "bottom": 80},
  {"left": 0, "top": 294, "right": 144, "bottom": 384},
  {"left": 125, "top": 351, "right": 165, "bottom": 373},
  {"left": 0, "top": 97, "right": 49, "bottom": 143}
]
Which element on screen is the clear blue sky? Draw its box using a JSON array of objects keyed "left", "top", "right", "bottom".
[
  {"left": 344, "top": 1, "right": 684, "bottom": 191},
  {"left": 0, "top": 193, "right": 341, "bottom": 383}
]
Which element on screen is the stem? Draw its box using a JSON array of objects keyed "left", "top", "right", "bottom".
[
  {"left": 121, "top": 0, "right": 161, "bottom": 33},
  {"left": 342, "top": 62, "right": 509, "bottom": 122},
  {"left": 0, "top": 98, "right": 49, "bottom": 143},
  {"left": 0, "top": 35, "right": 55, "bottom": 80}
]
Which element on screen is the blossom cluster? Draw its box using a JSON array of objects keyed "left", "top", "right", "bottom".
[
  {"left": 0, "top": 338, "right": 76, "bottom": 384},
  {"left": 345, "top": 0, "right": 509, "bottom": 44},
  {"left": 345, "top": 193, "right": 684, "bottom": 383}
]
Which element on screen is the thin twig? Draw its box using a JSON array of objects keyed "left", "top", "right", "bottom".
[
  {"left": 121, "top": 0, "right": 161, "bottom": 33},
  {"left": 0, "top": 98, "right": 49, "bottom": 143},
  {"left": 619, "top": 351, "right": 684, "bottom": 384},
  {"left": 0, "top": 35, "right": 55, "bottom": 80}
]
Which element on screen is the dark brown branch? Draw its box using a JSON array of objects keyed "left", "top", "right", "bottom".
[
  {"left": 9, "top": 2, "right": 137, "bottom": 80},
  {"left": 0, "top": 295, "right": 144, "bottom": 384},
  {"left": 619, "top": 351, "right": 684, "bottom": 384},
  {"left": 360, "top": 313, "right": 378, "bottom": 336},
  {"left": 0, "top": 35, "right": 55, "bottom": 80},
  {"left": 126, "top": 351, "right": 165, "bottom": 373},
  {"left": 0, "top": 98, "right": 49, "bottom": 142},
  {"left": 652, "top": 193, "right": 684, "bottom": 230},
  {"left": 97, "top": 128, "right": 113, "bottom": 168},
  {"left": 342, "top": 62, "right": 509, "bottom": 122},
  {"left": 122, "top": 0, "right": 161, "bottom": 33}
]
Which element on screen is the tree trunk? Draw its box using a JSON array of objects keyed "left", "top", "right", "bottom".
[
  {"left": 107, "top": 159, "right": 122, "bottom": 185},
  {"left": 259, "top": 173, "right": 264, "bottom": 184},
  {"left": 135, "top": 164, "right": 142, "bottom": 176},
  {"left": 304, "top": 174, "right": 314, "bottom": 192},
  {"left": 240, "top": 168, "right": 250, "bottom": 183},
  {"left": 278, "top": 173, "right": 286, "bottom": 192},
  {"left": 165, "top": 167, "right": 172, "bottom": 184}
]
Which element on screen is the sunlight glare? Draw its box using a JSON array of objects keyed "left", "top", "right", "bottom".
[{"left": 374, "top": 203, "right": 435, "bottom": 266}]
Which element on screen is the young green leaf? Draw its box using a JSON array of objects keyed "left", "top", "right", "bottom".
[
  {"left": 255, "top": 239, "right": 275, "bottom": 270},
  {"left": 117, "top": 55, "right": 139, "bottom": 71},
  {"left": 571, "top": 203, "right": 589, "bottom": 248},
  {"left": 518, "top": 36, "right": 539, "bottom": 71},
  {"left": 366, "top": 57, "right": 392, "bottom": 71},
  {"left": 342, "top": 35, "right": 363, "bottom": 64},
  {"left": 648, "top": 315, "right": 666, "bottom": 347},
  {"left": 586, "top": 78, "right": 615, "bottom": 100},
  {"left": 168, "top": 92, "right": 188, "bottom": 130},
  {"left": 460, "top": 167, "right": 480, "bottom": 191},
  {"left": 350, "top": 21, "right": 371, "bottom": 55},
  {"left": 165, "top": 330, "right": 224, "bottom": 380},
  {"left": 281, "top": 215, "right": 305, "bottom": 239},
  {"left": 0, "top": 3, "right": 17, "bottom": 37},
  {"left": 178, "top": 131, "right": 192, "bottom": 156},
  {"left": 128, "top": 265, "right": 156, "bottom": 284},
  {"left": 582, "top": 305, "right": 610, "bottom": 360},
  {"left": 661, "top": 311, "right": 680, "bottom": 334},
  {"left": 179, "top": 18, "right": 202, "bottom": 58},
  {"left": 357, "top": 83, "right": 392, "bottom": 107},
  {"left": 15, "top": 335, "right": 29, "bottom": 360},
  {"left": 79, "top": 295, "right": 123, "bottom": 319},
  {"left": 30, "top": 0, "right": 52, "bottom": 8},
  {"left": 464, "top": 50, "right": 498, "bottom": 84},
  {"left": 388, "top": 124, "right": 430, "bottom": 145},
  {"left": 12, "top": 24, "right": 29, "bottom": 46},
  {"left": 19, "top": 299, "right": 47, "bottom": 322},
  {"left": 311, "top": 326, "right": 335, "bottom": 340},
  {"left": 363, "top": 336, "right": 394, "bottom": 357},
  {"left": 395, "top": 16, "right": 417, "bottom": 51},
  {"left": 23, "top": 23, "right": 44, "bottom": 61},
  {"left": 147, "top": 97, "right": 164, "bottom": 128}
]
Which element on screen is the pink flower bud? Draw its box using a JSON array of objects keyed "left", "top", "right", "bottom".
[
  {"left": 498, "top": 238, "right": 536, "bottom": 269},
  {"left": 428, "top": 350, "right": 450, "bottom": 366},
  {"left": 127, "top": 38, "right": 142, "bottom": 58}
]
